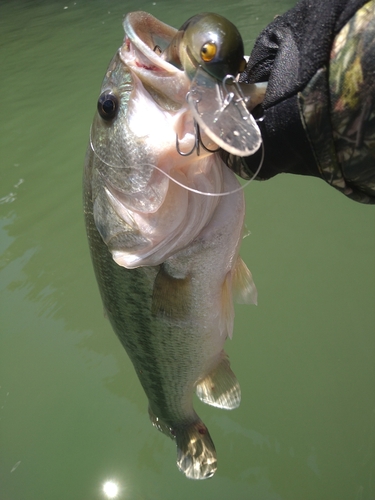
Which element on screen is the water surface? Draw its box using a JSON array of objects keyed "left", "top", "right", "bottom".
[{"left": 1, "top": 1, "right": 374, "bottom": 499}]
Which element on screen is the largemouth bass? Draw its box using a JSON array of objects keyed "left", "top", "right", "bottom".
[{"left": 84, "top": 11, "right": 258, "bottom": 480}]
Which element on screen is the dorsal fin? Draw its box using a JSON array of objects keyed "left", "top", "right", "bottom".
[
  {"left": 196, "top": 353, "right": 241, "bottom": 410},
  {"left": 233, "top": 256, "right": 257, "bottom": 305},
  {"left": 219, "top": 256, "right": 257, "bottom": 339}
]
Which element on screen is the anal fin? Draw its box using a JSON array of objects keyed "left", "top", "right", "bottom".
[{"left": 196, "top": 353, "right": 241, "bottom": 410}]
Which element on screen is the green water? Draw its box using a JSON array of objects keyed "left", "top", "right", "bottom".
[{"left": 1, "top": 1, "right": 374, "bottom": 499}]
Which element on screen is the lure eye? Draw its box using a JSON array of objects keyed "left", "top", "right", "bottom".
[
  {"left": 97, "top": 92, "right": 119, "bottom": 121},
  {"left": 200, "top": 42, "right": 217, "bottom": 62}
]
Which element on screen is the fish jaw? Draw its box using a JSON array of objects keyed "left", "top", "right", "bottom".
[
  {"left": 122, "top": 12, "right": 178, "bottom": 72},
  {"left": 120, "top": 11, "right": 190, "bottom": 107}
]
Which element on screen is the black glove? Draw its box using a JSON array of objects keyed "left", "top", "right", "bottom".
[{"left": 230, "top": 0, "right": 370, "bottom": 181}]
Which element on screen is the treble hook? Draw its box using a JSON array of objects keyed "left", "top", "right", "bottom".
[
  {"left": 176, "top": 119, "right": 220, "bottom": 156},
  {"left": 221, "top": 75, "right": 250, "bottom": 121}
]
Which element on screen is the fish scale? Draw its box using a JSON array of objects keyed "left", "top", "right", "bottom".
[{"left": 86, "top": 161, "right": 204, "bottom": 422}]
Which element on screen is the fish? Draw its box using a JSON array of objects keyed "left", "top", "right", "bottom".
[{"left": 83, "top": 11, "right": 258, "bottom": 480}]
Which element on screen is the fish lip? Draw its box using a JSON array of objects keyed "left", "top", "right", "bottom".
[{"left": 121, "top": 11, "right": 182, "bottom": 75}]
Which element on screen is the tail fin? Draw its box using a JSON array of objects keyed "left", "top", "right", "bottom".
[{"left": 175, "top": 421, "right": 217, "bottom": 480}]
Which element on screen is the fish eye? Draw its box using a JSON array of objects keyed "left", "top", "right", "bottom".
[
  {"left": 200, "top": 42, "right": 217, "bottom": 62},
  {"left": 97, "top": 92, "right": 119, "bottom": 121}
]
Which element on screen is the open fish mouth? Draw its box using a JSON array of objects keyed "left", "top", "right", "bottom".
[
  {"left": 121, "top": 11, "right": 183, "bottom": 75},
  {"left": 120, "top": 12, "right": 191, "bottom": 110}
]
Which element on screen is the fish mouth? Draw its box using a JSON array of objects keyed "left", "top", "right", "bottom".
[
  {"left": 121, "top": 11, "right": 182, "bottom": 75},
  {"left": 120, "top": 11, "right": 190, "bottom": 108}
]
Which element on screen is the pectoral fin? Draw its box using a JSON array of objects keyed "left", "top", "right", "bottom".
[
  {"left": 196, "top": 353, "right": 241, "bottom": 410},
  {"left": 151, "top": 264, "right": 191, "bottom": 320}
]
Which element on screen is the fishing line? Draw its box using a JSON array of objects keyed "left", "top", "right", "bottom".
[{"left": 89, "top": 126, "right": 264, "bottom": 197}]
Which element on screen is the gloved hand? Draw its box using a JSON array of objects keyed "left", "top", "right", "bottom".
[{"left": 225, "top": 0, "right": 375, "bottom": 203}]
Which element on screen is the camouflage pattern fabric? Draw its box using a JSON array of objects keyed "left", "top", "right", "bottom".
[{"left": 299, "top": 0, "right": 375, "bottom": 203}]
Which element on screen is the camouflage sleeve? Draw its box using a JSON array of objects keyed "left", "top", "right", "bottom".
[{"left": 299, "top": 0, "right": 375, "bottom": 203}]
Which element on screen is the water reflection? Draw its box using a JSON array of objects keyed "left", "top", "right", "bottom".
[{"left": 102, "top": 480, "right": 120, "bottom": 499}]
